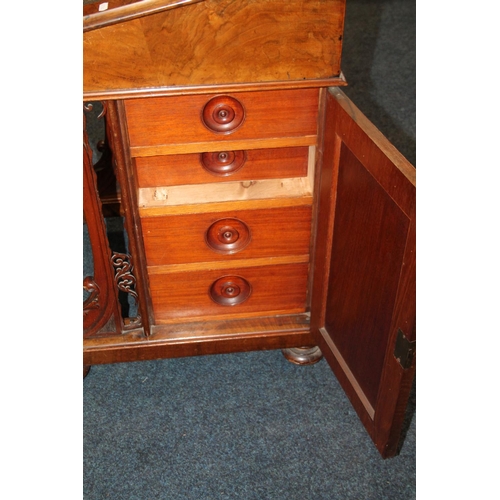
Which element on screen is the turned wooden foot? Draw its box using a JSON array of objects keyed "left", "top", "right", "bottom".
[
  {"left": 83, "top": 365, "right": 91, "bottom": 378},
  {"left": 281, "top": 346, "right": 323, "bottom": 365}
]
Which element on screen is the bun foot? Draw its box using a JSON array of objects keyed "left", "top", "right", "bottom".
[
  {"left": 83, "top": 365, "right": 91, "bottom": 378},
  {"left": 281, "top": 346, "right": 323, "bottom": 365}
]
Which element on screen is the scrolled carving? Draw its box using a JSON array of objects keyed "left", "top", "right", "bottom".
[
  {"left": 201, "top": 95, "right": 245, "bottom": 134},
  {"left": 83, "top": 101, "right": 107, "bottom": 119},
  {"left": 83, "top": 277, "right": 100, "bottom": 314},
  {"left": 205, "top": 218, "right": 251, "bottom": 254},
  {"left": 209, "top": 275, "right": 252, "bottom": 306},
  {"left": 111, "top": 252, "right": 139, "bottom": 304}
]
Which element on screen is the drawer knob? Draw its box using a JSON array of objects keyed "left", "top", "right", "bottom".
[
  {"left": 200, "top": 150, "right": 247, "bottom": 176},
  {"left": 205, "top": 218, "right": 251, "bottom": 254},
  {"left": 202, "top": 96, "right": 245, "bottom": 134},
  {"left": 209, "top": 276, "right": 252, "bottom": 306}
]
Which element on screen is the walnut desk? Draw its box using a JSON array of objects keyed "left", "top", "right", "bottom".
[{"left": 83, "top": 0, "right": 416, "bottom": 458}]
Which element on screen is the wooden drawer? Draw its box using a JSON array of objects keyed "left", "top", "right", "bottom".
[
  {"left": 142, "top": 205, "right": 312, "bottom": 266},
  {"left": 124, "top": 89, "right": 319, "bottom": 149},
  {"left": 135, "top": 146, "right": 310, "bottom": 188},
  {"left": 149, "top": 263, "right": 309, "bottom": 323}
]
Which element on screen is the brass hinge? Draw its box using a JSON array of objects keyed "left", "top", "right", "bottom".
[{"left": 394, "top": 328, "right": 416, "bottom": 370}]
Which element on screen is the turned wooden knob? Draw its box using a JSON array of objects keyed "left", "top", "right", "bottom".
[
  {"left": 200, "top": 150, "right": 247, "bottom": 176},
  {"left": 205, "top": 218, "right": 251, "bottom": 254},
  {"left": 201, "top": 95, "right": 245, "bottom": 134},
  {"left": 209, "top": 276, "right": 252, "bottom": 306}
]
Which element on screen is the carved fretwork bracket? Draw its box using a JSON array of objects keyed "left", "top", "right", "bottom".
[
  {"left": 111, "top": 251, "right": 142, "bottom": 329},
  {"left": 111, "top": 252, "right": 138, "bottom": 303}
]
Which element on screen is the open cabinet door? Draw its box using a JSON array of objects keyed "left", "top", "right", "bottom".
[{"left": 311, "top": 88, "right": 416, "bottom": 458}]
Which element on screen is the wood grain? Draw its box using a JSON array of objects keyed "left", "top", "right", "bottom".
[
  {"left": 138, "top": 196, "right": 315, "bottom": 217},
  {"left": 83, "top": 314, "right": 314, "bottom": 365},
  {"left": 135, "top": 146, "right": 309, "bottom": 187},
  {"left": 124, "top": 89, "right": 320, "bottom": 147},
  {"left": 147, "top": 255, "right": 310, "bottom": 275},
  {"left": 141, "top": 205, "right": 312, "bottom": 266},
  {"left": 83, "top": 0, "right": 206, "bottom": 32},
  {"left": 323, "top": 143, "right": 410, "bottom": 408},
  {"left": 149, "top": 263, "right": 309, "bottom": 323},
  {"left": 129, "top": 136, "right": 317, "bottom": 158},
  {"left": 83, "top": 109, "right": 124, "bottom": 337},
  {"left": 84, "top": 0, "right": 346, "bottom": 93},
  {"left": 310, "top": 88, "right": 416, "bottom": 458}
]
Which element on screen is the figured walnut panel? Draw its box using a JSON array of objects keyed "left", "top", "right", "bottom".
[
  {"left": 135, "top": 146, "right": 309, "bottom": 187},
  {"left": 124, "top": 89, "right": 319, "bottom": 147},
  {"left": 150, "top": 263, "right": 309, "bottom": 323},
  {"left": 83, "top": 0, "right": 346, "bottom": 93},
  {"left": 141, "top": 204, "right": 312, "bottom": 266}
]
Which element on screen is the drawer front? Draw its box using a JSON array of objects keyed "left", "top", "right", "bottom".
[
  {"left": 124, "top": 89, "right": 319, "bottom": 148},
  {"left": 149, "top": 263, "right": 309, "bottom": 323},
  {"left": 142, "top": 205, "right": 312, "bottom": 266},
  {"left": 135, "top": 146, "right": 310, "bottom": 188}
]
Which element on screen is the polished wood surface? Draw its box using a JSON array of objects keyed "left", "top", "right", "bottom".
[
  {"left": 141, "top": 205, "right": 312, "bottom": 266},
  {"left": 135, "top": 147, "right": 309, "bottom": 187},
  {"left": 137, "top": 197, "right": 314, "bottom": 218},
  {"left": 130, "top": 136, "right": 317, "bottom": 160},
  {"left": 149, "top": 263, "right": 309, "bottom": 323},
  {"left": 325, "top": 143, "right": 410, "bottom": 406},
  {"left": 83, "top": 314, "right": 314, "bottom": 365},
  {"left": 83, "top": 107, "right": 124, "bottom": 338},
  {"left": 105, "top": 101, "right": 156, "bottom": 333},
  {"left": 83, "top": 0, "right": 346, "bottom": 95},
  {"left": 310, "top": 88, "right": 415, "bottom": 458},
  {"left": 84, "top": 0, "right": 206, "bottom": 32},
  {"left": 83, "top": 1, "right": 415, "bottom": 459},
  {"left": 123, "top": 89, "right": 320, "bottom": 148}
]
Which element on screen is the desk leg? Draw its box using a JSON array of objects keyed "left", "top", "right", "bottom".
[{"left": 281, "top": 346, "right": 323, "bottom": 365}]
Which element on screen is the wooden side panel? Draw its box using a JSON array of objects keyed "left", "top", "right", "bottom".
[
  {"left": 83, "top": 0, "right": 346, "bottom": 93},
  {"left": 135, "top": 146, "right": 309, "bottom": 187},
  {"left": 141, "top": 205, "right": 312, "bottom": 266},
  {"left": 83, "top": 110, "right": 123, "bottom": 338},
  {"left": 312, "top": 88, "right": 415, "bottom": 458},
  {"left": 123, "top": 89, "right": 319, "bottom": 147}
]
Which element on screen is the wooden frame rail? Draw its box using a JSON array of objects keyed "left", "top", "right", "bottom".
[{"left": 83, "top": 0, "right": 206, "bottom": 32}]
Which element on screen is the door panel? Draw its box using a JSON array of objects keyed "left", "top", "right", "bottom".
[{"left": 311, "top": 88, "right": 415, "bottom": 458}]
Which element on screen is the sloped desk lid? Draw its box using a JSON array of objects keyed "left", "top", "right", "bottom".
[{"left": 83, "top": 0, "right": 347, "bottom": 99}]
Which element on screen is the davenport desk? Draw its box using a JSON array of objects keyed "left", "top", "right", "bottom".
[{"left": 83, "top": 0, "right": 416, "bottom": 458}]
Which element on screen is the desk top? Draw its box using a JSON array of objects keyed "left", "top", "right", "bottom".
[{"left": 83, "top": 0, "right": 347, "bottom": 100}]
